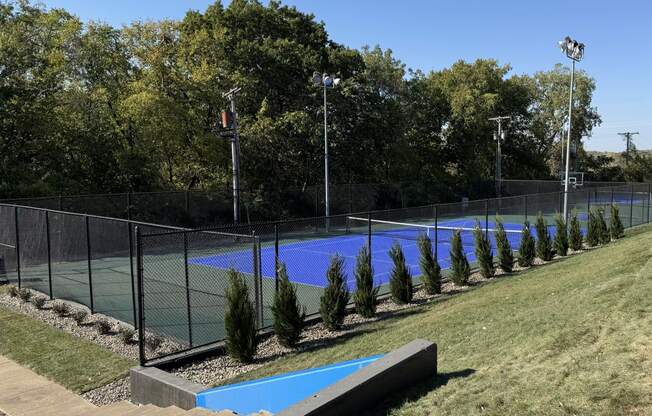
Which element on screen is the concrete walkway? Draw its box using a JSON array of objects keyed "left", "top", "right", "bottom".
[{"left": 0, "top": 356, "right": 230, "bottom": 415}]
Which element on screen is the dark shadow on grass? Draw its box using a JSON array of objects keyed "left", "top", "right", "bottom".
[{"left": 361, "top": 368, "right": 477, "bottom": 415}]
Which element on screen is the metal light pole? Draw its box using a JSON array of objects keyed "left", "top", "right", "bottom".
[
  {"left": 222, "top": 87, "right": 242, "bottom": 224},
  {"left": 312, "top": 72, "right": 341, "bottom": 220},
  {"left": 559, "top": 36, "right": 585, "bottom": 222},
  {"left": 489, "top": 116, "right": 510, "bottom": 197}
]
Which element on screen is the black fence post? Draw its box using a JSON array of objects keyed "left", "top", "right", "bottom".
[
  {"left": 45, "top": 211, "right": 53, "bottom": 300},
  {"left": 274, "top": 222, "right": 279, "bottom": 293},
  {"left": 611, "top": 187, "right": 614, "bottom": 206},
  {"left": 587, "top": 189, "right": 591, "bottom": 216},
  {"left": 524, "top": 194, "right": 528, "bottom": 222},
  {"left": 127, "top": 192, "right": 132, "bottom": 221},
  {"left": 185, "top": 190, "right": 190, "bottom": 217},
  {"left": 484, "top": 199, "right": 489, "bottom": 240},
  {"left": 251, "top": 232, "right": 262, "bottom": 329},
  {"left": 135, "top": 226, "right": 146, "bottom": 366},
  {"left": 629, "top": 184, "right": 634, "bottom": 228},
  {"left": 183, "top": 231, "right": 193, "bottom": 347},
  {"left": 559, "top": 191, "right": 563, "bottom": 216},
  {"left": 367, "top": 211, "right": 372, "bottom": 270},
  {"left": 85, "top": 215, "right": 94, "bottom": 313},
  {"left": 434, "top": 206, "right": 438, "bottom": 260},
  {"left": 58, "top": 195, "right": 63, "bottom": 211},
  {"left": 647, "top": 183, "right": 652, "bottom": 223},
  {"left": 14, "top": 206, "right": 21, "bottom": 288},
  {"left": 128, "top": 223, "right": 137, "bottom": 328}
]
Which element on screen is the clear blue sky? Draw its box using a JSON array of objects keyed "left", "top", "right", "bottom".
[{"left": 42, "top": 0, "right": 652, "bottom": 152}]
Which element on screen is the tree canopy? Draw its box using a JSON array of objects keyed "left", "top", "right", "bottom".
[{"left": 0, "top": 0, "right": 609, "bottom": 200}]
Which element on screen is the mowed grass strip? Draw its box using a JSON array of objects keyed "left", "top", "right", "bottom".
[
  {"left": 222, "top": 225, "right": 652, "bottom": 416},
  {"left": 0, "top": 302, "right": 135, "bottom": 393}
]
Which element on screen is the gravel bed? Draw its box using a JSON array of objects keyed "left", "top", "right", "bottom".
[{"left": 81, "top": 377, "right": 130, "bottom": 406}]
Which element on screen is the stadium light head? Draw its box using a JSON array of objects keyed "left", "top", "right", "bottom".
[{"left": 559, "top": 36, "right": 584, "bottom": 61}]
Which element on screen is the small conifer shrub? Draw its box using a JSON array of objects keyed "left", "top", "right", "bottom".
[
  {"left": 353, "top": 246, "right": 379, "bottom": 317},
  {"left": 535, "top": 213, "right": 554, "bottom": 261},
  {"left": 417, "top": 235, "right": 441, "bottom": 294},
  {"left": 518, "top": 221, "right": 536, "bottom": 267},
  {"left": 609, "top": 204, "right": 624, "bottom": 240},
  {"left": 450, "top": 230, "right": 470, "bottom": 285},
  {"left": 494, "top": 218, "right": 514, "bottom": 273},
  {"left": 320, "top": 256, "right": 350, "bottom": 330},
  {"left": 224, "top": 268, "right": 258, "bottom": 362},
  {"left": 389, "top": 242, "right": 413, "bottom": 303},
  {"left": 553, "top": 214, "right": 569, "bottom": 257},
  {"left": 272, "top": 263, "right": 306, "bottom": 348},
  {"left": 569, "top": 211, "right": 583, "bottom": 251}
]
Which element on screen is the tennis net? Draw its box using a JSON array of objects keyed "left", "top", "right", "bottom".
[{"left": 347, "top": 216, "right": 523, "bottom": 245}]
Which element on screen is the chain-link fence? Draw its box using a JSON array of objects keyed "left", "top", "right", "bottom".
[{"left": 2, "top": 182, "right": 651, "bottom": 367}]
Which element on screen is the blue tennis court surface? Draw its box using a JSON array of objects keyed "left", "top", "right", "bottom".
[{"left": 189, "top": 219, "right": 561, "bottom": 289}]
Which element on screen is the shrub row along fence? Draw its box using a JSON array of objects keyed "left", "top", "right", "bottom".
[
  {"left": 1, "top": 184, "right": 649, "bottom": 365},
  {"left": 135, "top": 183, "right": 651, "bottom": 365}
]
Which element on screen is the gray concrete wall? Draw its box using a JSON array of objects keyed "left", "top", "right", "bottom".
[
  {"left": 278, "top": 339, "right": 437, "bottom": 416},
  {"left": 130, "top": 366, "right": 206, "bottom": 410}
]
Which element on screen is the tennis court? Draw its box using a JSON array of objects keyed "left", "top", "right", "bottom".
[{"left": 189, "top": 218, "right": 531, "bottom": 290}]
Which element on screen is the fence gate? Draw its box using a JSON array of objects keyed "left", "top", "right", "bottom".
[{"left": 136, "top": 227, "right": 263, "bottom": 365}]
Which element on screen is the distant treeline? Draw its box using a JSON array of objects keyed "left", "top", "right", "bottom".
[{"left": 2, "top": 0, "right": 620, "bottom": 200}]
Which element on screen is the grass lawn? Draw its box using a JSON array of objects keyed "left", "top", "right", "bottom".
[
  {"left": 0, "top": 291, "right": 135, "bottom": 393},
  {"left": 223, "top": 225, "right": 652, "bottom": 415}
]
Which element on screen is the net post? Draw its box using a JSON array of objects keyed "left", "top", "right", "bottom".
[
  {"left": 274, "top": 222, "right": 279, "bottom": 293},
  {"left": 629, "top": 184, "right": 634, "bottom": 227},
  {"left": 183, "top": 230, "right": 193, "bottom": 347},
  {"left": 14, "top": 206, "right": 21, "bottom": 288},
  {"left": 128, "top": 223, "right": 137, "bottom": 328},
  {"left": 45, "top": 211, "right": 53, "bottom": 300},
  {"left": 85, "top": 215, "right": 94, "bottom": 313},
  {"left": 367, "top": 211, "right": 372, "bottom": 270},
  {"left": 135, "top": 226, "right": 146, "bottom": 366}
]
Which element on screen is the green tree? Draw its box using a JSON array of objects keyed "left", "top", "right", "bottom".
[
  {"left": 553, "top": 214, "right": 569, "bottom": 257},
  {"left": 320, "top": 255, "right": 350, "bottom": 330},
  {"left": 596, "top": 208, "right": 610, "bottom": 244},
  {"left": 417, "top": 234, "right": 442, "bottom": 294},
  {"left": 450, "top": 230, "right": 470, "bottom": 285},
  {"left": 389, "top": 242, "right": 413, "bottom": 303},
  {"left": 473, "top": 222, "right": 494, "bottom": 278},
  {"left": 610, "top": 204, "right": 624, "bottom": 239},
  {"left": 518, "top": 222, "right": 536, "bottom": 267},
  {"left": 494, "top": 218, "right": 514, "bottom": 273},
  {"left": 224, "top": 268, "right": 258, "bottom": 363},
  {"left": 586, "top": 210, "right": 600, "bottom": 247},
  {"left": 353, "top": 246, "right": 378, "bottom": 318},
  {"left": 535, "top": 213, "right": 554, "bottom": 261},
  {"left": 569, "top": 211, "right": 583, "bottom": 251},
  {"left": 271, "top": 263, "right": 306, "bottom": 348}
]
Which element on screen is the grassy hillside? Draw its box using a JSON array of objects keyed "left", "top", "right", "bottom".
[{"left": 226, "top": 225, "right": 652, "bottom": 415}]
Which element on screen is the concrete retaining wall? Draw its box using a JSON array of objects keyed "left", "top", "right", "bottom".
[
  {"left": 278, "top": 339, "right": 437, "bottom": 416},
  {"left": 130, "top": 366, "right": 206, "bottom": 410}
]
